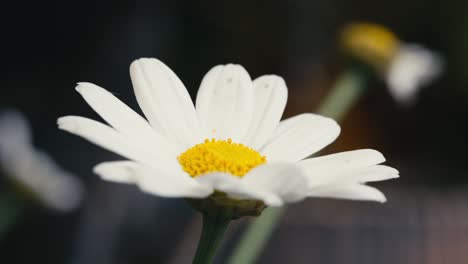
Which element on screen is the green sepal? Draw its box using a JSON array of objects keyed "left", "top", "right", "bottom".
[{"left": 187, "top": 192, "right": 266, "bottom": 220}]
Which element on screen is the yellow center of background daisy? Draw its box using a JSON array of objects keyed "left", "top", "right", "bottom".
[
  {"left": 178, "top": 138, "right": 266, "bottom": 178},
  {"left": 341, "top": 22, "right": 400, "bottom": 70}
]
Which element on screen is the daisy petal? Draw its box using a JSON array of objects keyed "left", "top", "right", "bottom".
[
  {"left": 195, "top": 64, "right": 254, "bottom": 141},
  {"left": 309, "top": 165, "right": 398, "bottom": 189},
  {"left": 93, "top": 161, "right": 137, "bottom": 183},
  {"left": 0, "top": 110, "right": 31, "bottom": 149},
  {"left": 57, "top": 116, "right": 177, "bottom": 168},
  {"left": 301, "top": 149, "right": 385, "bottom": 173},
  {"left": 243, "top": 75, "right": 288, "bottom": 149},
  {"left": 353, "top": 165, "right": 399, "bottom": 183},
  {"left": 196, "top": 173, "right": 283, "bottom": 206},
  {"left": 386, "top": 44, "right": 443, "bottom": 105},
  {"left": 130, "top": 58, "right": 201, "bottom": 149},
  {"left": 94, "top": 161, "right": 213, "bottom": 198},
  {"left": 300, "top": 149, "right": 389, "bottom": 186},
  {"left": 75, "top": 82, "right": 175, "bottom": 153},
  {"left": 261, "top": 113, "right": 340, "bottom": 162},
  {"left": 308, "top": 184, "right": 387, "bottom": 203},
  {"left": 243, "top": 163, "right": 310, "bottom": 204}
]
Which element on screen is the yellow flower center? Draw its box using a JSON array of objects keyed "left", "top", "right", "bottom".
[
  {"left": 178, "top": 138, "right": 266, "bottom": 178},
  {"left": 341, "top": 22, "right": 400, "bottom": 71}
]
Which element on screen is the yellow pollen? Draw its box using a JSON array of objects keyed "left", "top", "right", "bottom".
[
  {"left": 341, "top": 22, "right": 400, "bottom": 70},
  {"left": 178, "top": 138, "right": 266, "bottom": 178}
]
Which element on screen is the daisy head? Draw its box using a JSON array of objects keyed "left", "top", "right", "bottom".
[
  {"left": 0, "top": 110, "right": 84, "bottom": 212},
  {"left": 340, "top": 22, "right": 443, "bottom": 105},
  {"left": 58, "top": 58, "right": 398, "bottom": 218}
]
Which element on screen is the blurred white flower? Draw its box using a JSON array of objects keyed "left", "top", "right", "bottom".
[
  {"left": 386, "top": 44, "right": 443, "bottom": 105},
  {"left": 0, "top": 110, "right": 84, "bottom": 212},
  {"left": 58, "top": 58, "right": 398, "bottom": 211},
  {"left": 341, "top": 22, "right": 443, "bottom": 105}
]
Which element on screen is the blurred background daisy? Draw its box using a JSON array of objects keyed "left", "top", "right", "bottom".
[{"left": 1, "top": 0, "right": 468, "bottom": 263}]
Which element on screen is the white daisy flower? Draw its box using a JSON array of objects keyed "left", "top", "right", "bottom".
[
  {"left": 341, "top": 22, "right": 443, "bottom": 105},
  {"left": 0, "top": 110, "right": 84, "bottom": 212},
  {"left": 58, "top": 58, "right": 398, "bottom": 217}
]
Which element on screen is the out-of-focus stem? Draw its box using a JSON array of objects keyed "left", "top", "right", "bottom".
[
  {"left": 317, "top": 68, "right": 367, "bottom": 120},
  {"left": 0, "top": 192, "right": 22, "bottom": 238},
  {"left": 227, "top": 67, "right": 368, "bottom": 264}
]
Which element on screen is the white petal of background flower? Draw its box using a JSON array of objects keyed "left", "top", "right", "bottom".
[
  {"left": 26, "top": 151, "right": 85, "bottom": 210},
  {"left": 195, "top": 64, "right": 254, "bottom": 142},
  {"left": 261, "top": 113, "right": 340, "bottom": 162},
  {"left": 0, "top": 110, "right": 31, "bottom": 149},
  {"left": 386, "top": 44, "right": 443, "bottom": 105},
  {"left": 130, "top": 58, "right": 202, "bottom": 150},
  {"left": 243, "top": 75, "right": 288, "bottom": 149},
  {"left": 1, "top": 110, "right": 84, "bottom": 211},
  {"left": 94, "top": 161, "right": 212, "bottom": 198}
]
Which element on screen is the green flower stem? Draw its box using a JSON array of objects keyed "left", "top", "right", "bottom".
[
  {"left": 193, "top": 212, "right": 230, "bottom": 264},
  {"left": 227, "top": 67, "right": 369, "bottom": 264},
  {"left": 316, "top": 68, "right": 367, "bottom": 120},
  {"left": 0, "top": 192, "right": 23, "bottom": 238}
]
